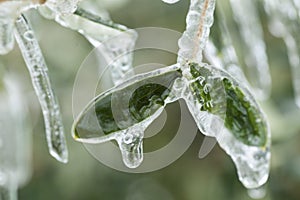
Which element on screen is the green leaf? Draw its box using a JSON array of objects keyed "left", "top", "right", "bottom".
[
  {"left": 73, "top": 66, "right": 181, "bottom": 140},
  {"left": 189, "top": 62, "right": 268, "bottom": 147}
]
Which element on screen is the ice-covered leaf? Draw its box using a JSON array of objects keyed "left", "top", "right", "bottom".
[
  {"left": 184, "top": 62, "right": 270, "bottom": 188},
  {"left": 73, "top": 65, "right": 181, "bottom": 140},
  {"left": 73, "top": 65, "right": 181, "bottom": 168},
  {"left": 188, "top": 62, "right": 268, "bottom": 147}
]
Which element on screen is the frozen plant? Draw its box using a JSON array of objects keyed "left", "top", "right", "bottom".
[{"left": 73, "top": 0, "right": 271, "bottom": 190}]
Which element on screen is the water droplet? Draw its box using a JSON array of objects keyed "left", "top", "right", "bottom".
[
  {"left": 247, "top": 186, "right": 267, "bottom": 199},
  {"left": 117, "top": 127, "right": 144, "bottom": 168}
]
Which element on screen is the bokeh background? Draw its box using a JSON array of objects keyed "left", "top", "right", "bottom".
[{"left": 1, "top": 0, "right": 300, "bottom": 199}]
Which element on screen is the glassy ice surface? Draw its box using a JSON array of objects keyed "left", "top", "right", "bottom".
[
  {"left": 178, "top": 63, "right": 270, "bottom": 188},
  {"left": 39, "top": 6, "right": 138, "bottom": 85},
  {"left": 162, "top": 0, "right": 181, "bottom": 4},
  {"left": 71, "top": 0, "right": 270, "bottom": 188},
  {"left": 14, "top": 15, "right": 68, "bottom": 163},
  {"left": 177, "top": 0, "right": 216, "bottom": 65},
  {"left": 72, "top": 65, "right": 181, "bottom": 168},
  {"left": 264, "top": 0, "right": 300, "bottom": 107},
  {"left": 0, "top": 74, "right": 31, "bottom": 200},
  {"left": 230, "top": 0, "right": 271, "bottom": 100}
]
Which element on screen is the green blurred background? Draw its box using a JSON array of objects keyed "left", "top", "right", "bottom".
[{"left": 1, "top": 0, "right": 300, "bottom": 199}]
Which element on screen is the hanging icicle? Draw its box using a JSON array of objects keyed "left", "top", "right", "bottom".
[
  {"left": 228, "top": 0, "right": 271, "bottom": 100},
  {"left": 0, "top": 72, "right": 32, "bottom": 200},
  {"left": 14, "top": 15, "right": 68, "bottom": 163},
  {"left": 264, "top": 0, "right": 300, "bottom": 108}
]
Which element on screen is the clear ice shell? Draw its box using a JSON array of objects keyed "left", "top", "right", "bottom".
[
  {"left": 179, "top": 64, "right": 270, "bottom": 189},
  {"left": 72, "top": 65, "right": 181, "bottom": 168},
  {"left": 14, "top": 15, "right": 68, "bottom": 163},
  {"left": 177, "top": 0, "right": 216, "bottom": 65}
]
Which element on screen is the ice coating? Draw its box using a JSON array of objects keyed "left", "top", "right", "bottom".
[
  {"left": 72, "top": 65, "right": 181, "bottom": 168},
  {"left": 71, "top": 0, "right": 271, "bottom": 189},
  {"left": 178, "top": 0, "right": 216, "bottom": 65},
  {"left": 264, "top": 0, "right": 300, "bottom": 107},
  {"left": 230, "top": 0, "right": 271, "bottom": 100},
  {"left": 181, "top": 63, "right": 270, "bottom": 188},
  {"left": 39, "top": 7, "right": 137, "bottom": 85},
  {"left": 14, "top": 15, "right": 68, "bottom": 163},
  {"left": 73, "top": 62, "right": 270, "bottom": 188}
]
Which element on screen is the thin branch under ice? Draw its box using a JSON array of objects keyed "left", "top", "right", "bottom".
[
  {"left": 14, "top": 15, "right": 68, "bottom": 163},
  {"left": 229, "top": 0, "right": 271, "bottom": 100},
  {"left": 177, "top": 0, "right": 216, "bottom": 66}
]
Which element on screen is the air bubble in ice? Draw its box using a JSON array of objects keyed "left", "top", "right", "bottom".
[{"left": 23, "top": 30, "right": 35, "bottom": 41}]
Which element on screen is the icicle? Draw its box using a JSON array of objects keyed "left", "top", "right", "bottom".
[
  {"left": 206, "top": 2, "right": 251, "bottom": 86},
  {"left": 264, "top": 0, "right": 300, "bottom": 108},
  {"left": 3, "top": 74, "right": 32, "bottom": 187},
  {"left": 39, "top": 6, "right": 138, "bottom": 85},
  {"left": 0, "top": 172, "right": 17, "bottom": 200},
  {"left": 0, "top": 72, "right": 32, "bottom": 200},
  {"left": 177, "top": 0, "right": 216, "bottom": 66},
  {"left": 229, "top": 0, "right": 271, "bottom": 100},
  {"left": 14, "top": 15, "right": 68, "bottom": 163}
]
